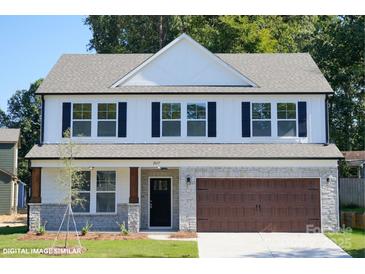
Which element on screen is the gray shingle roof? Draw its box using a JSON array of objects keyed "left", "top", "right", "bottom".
[
  {"left": 25, "top": 143, "right": 343, "bottom": 159},
  {"left": 37, "top": 53, "right": 333, "bottom": 94},
  {"left": 0, "top": 128, "right": 20, "bottom": 143}
]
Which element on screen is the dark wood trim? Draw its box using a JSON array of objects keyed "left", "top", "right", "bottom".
[
  {"left": 30, "top": 167, "right": 41, "bottom": 203},
  {"left": 129, "top": 167, "right": 139, "bottom": 203}
]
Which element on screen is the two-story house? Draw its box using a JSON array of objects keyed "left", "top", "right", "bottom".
[
  {"left": 26, "top": 34, "right": 343, "bottom": 233},
  {"left": 0, "top": 128, "right": 20, "bottom": 215}
]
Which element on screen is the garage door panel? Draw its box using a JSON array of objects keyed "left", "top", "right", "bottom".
[{"left": 196, "top": 178, "right": 321, "bottom": 232}]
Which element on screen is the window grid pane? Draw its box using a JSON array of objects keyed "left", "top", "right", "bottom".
[
  {"left": 277, "top": 103, "right": 297, "bottom": 137},
  {"left": 98, "top": 103, "right": 116, "bottom": 120},
  {"left": 162, "top": 103, "right": 181, "bottom": 120}
]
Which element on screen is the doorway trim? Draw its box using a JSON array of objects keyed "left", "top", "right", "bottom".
[{"left": 148, "top": 176, "right": 173, "bottom": 229}]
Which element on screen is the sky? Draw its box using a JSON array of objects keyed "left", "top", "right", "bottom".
[{"left": 0, "top": 16, "right": 93, "bottom": 111}]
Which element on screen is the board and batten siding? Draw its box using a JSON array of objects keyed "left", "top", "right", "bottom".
[
  {"left": 43, "top": 94, "right": 326, "bottom": 144},
  {"left": 0, "top": 143, "right": 15, "bottom": 214}
]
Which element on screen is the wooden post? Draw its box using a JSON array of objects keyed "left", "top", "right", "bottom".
[
  {"left": 30, "top": 167, "right": 41, "bottom": 203},
  {"left": 129, "top": 167, "right": 139, "bottom": 203}
]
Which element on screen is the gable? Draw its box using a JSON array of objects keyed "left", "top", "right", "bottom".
[{"left": 113, "top": 34, "right": 255, "bottom": 87}]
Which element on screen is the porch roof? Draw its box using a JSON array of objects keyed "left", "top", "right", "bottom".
[{"left": 26, "top": 143, "right": 343, "bottom": 160}]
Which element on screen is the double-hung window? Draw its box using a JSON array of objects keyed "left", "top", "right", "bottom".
[
  {"left": 98, "top": 103, "right": 117, "bottom": 137},
  {"left": 96, "top": 171, "right": 116, "bottom": 213},
  {"left": 277, "top": 103, "right": 297, "bottom": 137},
  {"left": 72, "top": 103, "right": 92, "bottom": 137},
  {"left": 187, "top": 103, "right": 206, "bottom": 136},
  {"left": 71, "top": 171, "right": 91, "bottom": 213},
  {"left": 162, "top": 103, "right": 181, "bottom": 137},
  {"left": 252, "top": 103, "right": 271, "bottom": 136}
]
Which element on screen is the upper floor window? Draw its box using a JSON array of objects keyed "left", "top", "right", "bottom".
[
  {"left": 162, "top": 103, "right": 181, "bottom": 136},
  {"left": 187, "top": 103, "right": 206, "bottom": 136},
  {"left": 98, "top": 103, "right": 117, "bottom": 137},
  {"left": 252, "top": 103, "right": 271, "bottom": 137},
  {"left": 277, "top": 103, "right": 297, "bottom": 137},
  {"left": 96, "top": 171, "right": 116, "bottom": 213},
  {"left": 72, "top": 171, "right": 91, "bottom": 213},
  {"left": 72, "top": 103, "right": 92, "bottom": 137}
]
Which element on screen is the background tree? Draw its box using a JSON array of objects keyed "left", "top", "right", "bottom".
[{"left": 0, "top": 79, "right": 42, "bottom": 184}]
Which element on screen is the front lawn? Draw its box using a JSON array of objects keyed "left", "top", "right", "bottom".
[
  {"left": 326, "top": 228, "right": 365, "bottom": 258},
  {"left": 0, "top": 226, "right": 198, "bottom": 258}
]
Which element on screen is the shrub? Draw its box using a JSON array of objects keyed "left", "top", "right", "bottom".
[
  {"left": 81, "top": 221, "right": 93, "bottom": 236},
  {"left": 35, "top": 221, "right": 47, "bottom": 236},
  {"left": 116, "top": 221, "right": 129, "bottom": 235}
]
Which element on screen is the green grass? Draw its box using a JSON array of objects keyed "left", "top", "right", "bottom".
[
  {"left": 326, "top": 228, "right": 365, "bottom": 258},
  {"left": 0, "top": 226, "right": 198, "bottom": 258},
  {"left": 340, "top": 206, "right": 365, "bottom": 214}
]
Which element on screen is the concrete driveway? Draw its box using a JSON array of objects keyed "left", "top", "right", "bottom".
[{"left": 198, "top": 233, "right": 351, "bottom": 258}]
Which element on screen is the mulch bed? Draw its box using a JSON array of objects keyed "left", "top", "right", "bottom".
[
  {"left": 169, "top": 231, "right": 197, "bottom": 239},
  {"left": 18, "top": 232, "right": 148, "bottom": 241}
]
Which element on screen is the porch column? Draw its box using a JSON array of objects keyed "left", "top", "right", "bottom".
[
  {"left": 30, "top": 167, "right": 41, "bottom": 203},
  {"left": 128, "top": 167, "right": 140, "bottom": 232},
  {"left": 29, "top": 167, "right": 41, "bottom": 231}
]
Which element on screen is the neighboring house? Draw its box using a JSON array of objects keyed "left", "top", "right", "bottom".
[
  {"left": 342, "top": 151, "right": 365, "bottom": 178},
  {"left": 26, "top": 34, "right": 343, "bottom": 233},
  {"left": 0, "top": 128, "right": 20, "bottom": 215}
]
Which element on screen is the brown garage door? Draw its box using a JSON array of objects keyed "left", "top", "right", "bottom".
[{"left": 197, "top": 178, "right": 321, "bottom": 232}]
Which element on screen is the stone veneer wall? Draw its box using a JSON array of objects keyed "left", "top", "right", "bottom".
[
  {"left": 140, "top": 168, "right": 179, "bottom": 230},
  {"left": 28, "top": 203, "right": 142, "bottom": 232},
  {"left": 179, "top": 166, "right": 339, "bottom": 232}
]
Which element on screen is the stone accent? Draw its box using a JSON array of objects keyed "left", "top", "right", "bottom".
[
  {"left": 127, "top": 204, "right": 140, "bottom": 233},
  {"left": 140, "top": 168, "right": 179, "bottom": 230},
  {"left": 179, "top": 166, "right": 339, "bottom": 232},
  {"left": 30, "top": 203, "right": 129, "bottom": 231},
  {"left": 28, "top": 203, "right": 41, "bottom": 231}
]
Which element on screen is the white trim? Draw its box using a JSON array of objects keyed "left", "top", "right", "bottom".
[
  {"left": 72, "top": 168, "right": 118, "bottom": 215},
  {"left": 186, "top": 102, "right": 207, "bottom": 137},
  {"left": 147, "top": 176, "right": 173, "bottom": 229},
  {"left": 32, "top": 159, "right": 339, "bottom": 168},
  {"left": 96, "top": 102, "right": 118, "bottom": 138},
  {"left": 160, "top": 102, "right": 182, "bottom": 137},
  {"left": 111, "top": 33, "right": 257, "bottom": 88}
]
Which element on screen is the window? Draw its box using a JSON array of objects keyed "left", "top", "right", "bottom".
[
  {"left": 252, "top": 103, "right": 271, "bottom": 136},
  {"left": 72, "top": 171, "right": 91, "bottom": 213},
  {"left": 187, "top": 103, "right": 206, "bottom": 136},
  {"left": 98, "top": 103, "right": 117, "bottom": 137},
  {"left": 277, "top": 103, "right": 297, "bottom": 137},
  {"left": 162, "top": 103, "right": 181, "bottom": 136},
  {"left": 96, "top": 171, "right": 116, "bottom": 213},
  {"left": 72, "top": 103, "right": 92, "bottom": 137}
]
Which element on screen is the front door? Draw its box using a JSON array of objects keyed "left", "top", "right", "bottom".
[{"left": 149, "top": 178, "right": 171, "bottom": 227}]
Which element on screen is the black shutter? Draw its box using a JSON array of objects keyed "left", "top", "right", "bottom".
[
  {"left": 208, "top": 102, "right": 217, "bottom": 137},
  {"left": 242, "top": 102, "right": 251, "bottom": 137},
  {"left": 151, "top": 102, "right": 160, "bottom": 137},
  {"left": 118, "top": 102, "right": 127, "bottom": 137},
  {"left": 298, "top": 101, "right": 307, "bottom": 137},
  {"left": 62, "top": 102, "right": 71, "bottom": 137}
]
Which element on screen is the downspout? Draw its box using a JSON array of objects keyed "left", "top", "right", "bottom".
[
  {"left": 40, "top": 95, "right": 45, "bottom": 145},
  {"left": 325, "top": 94, "right": 329, "bottom": 144}
]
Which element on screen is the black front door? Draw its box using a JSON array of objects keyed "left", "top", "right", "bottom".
[{"left": 149, "top": 178, "right": 171, "bottom": 227}]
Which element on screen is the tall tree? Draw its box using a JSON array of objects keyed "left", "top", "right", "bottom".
[
  {"left": 0, "top": 79, "right": 42, "bottom": 184},
  {"left": 305, "top": 16, "right": 365, "bottom": 150}
]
